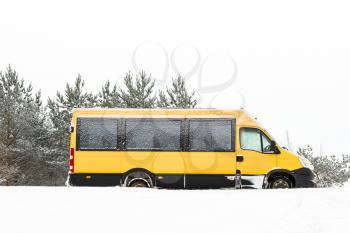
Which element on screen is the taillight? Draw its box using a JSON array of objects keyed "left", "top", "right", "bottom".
[{"left": 69, "top": 148, "right": 74, "bottom": 173}]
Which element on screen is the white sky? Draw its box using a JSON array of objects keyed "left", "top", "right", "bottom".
[{"left": 1, "top": 0, "right": 350, "bottom": 155}]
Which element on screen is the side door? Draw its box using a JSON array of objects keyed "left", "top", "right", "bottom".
[
  {"left": 236, "top": 127, "right": 278, "bottom": 188},
  {"left": 184, "top": 118, "right": 237, "bottom": 188}
]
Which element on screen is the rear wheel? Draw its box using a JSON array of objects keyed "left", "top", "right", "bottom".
[
  {"left": 129, "top": 180, "right": 149, "bottom": 188},
  {"left": 269, "top": 176, "right": 292, "bottom": 189},
  {"left": 123, "top": 170, "right": 154, "bottom": 188}
]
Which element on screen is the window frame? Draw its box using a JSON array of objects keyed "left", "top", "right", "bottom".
[
  {"left": 187, "top": 118, "right": 235, "bottom": 152},
  {"left": 239, "top": 127, "right": 275, "bottom": 154},
  {"left": 76, "top": 117, "right": 120, "bottom": 151},
  {"left": 123, "top": 118, "right": 184, "bottom": 152},
  {"left": 76, "top": 117, "right": 236, "bottom": 152},
  {"left": 261, "top": 131, "right": 275, "bottom": 154}
]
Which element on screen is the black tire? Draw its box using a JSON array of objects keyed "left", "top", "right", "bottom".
[
  {"left": 269, "top": 176, "right": 292, "bottom": 189},
  {"left": 129, "top": 180, "right": 149, "bottom": 188},
  {"left": 123, "top": 170, "right": 154, "bottom": 188}
]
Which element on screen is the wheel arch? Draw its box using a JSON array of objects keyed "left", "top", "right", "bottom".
[
  {"left": 122, "top": 168, "right": 155, "bottom": 187},
  {"left": 264, "top": 169, "right": 296, "bottom": 188}
]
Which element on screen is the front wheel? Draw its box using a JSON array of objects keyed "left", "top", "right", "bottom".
[{"left": 269, "top": 176, "right": 292, "bottom": 189}]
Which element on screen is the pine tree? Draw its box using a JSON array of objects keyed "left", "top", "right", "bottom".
[
  {"left": 47, "top": 74, "right": 97, "bottom": 185},
  {"left": 157, "top": 75, "right": 197, "bottom": 108},
  {"left": 297, "top": 145, "right": 350, "bottom": 187},
  {"left": 97, "top": 80, "right": 122, "bottom": 107},
  {"left": 47, "top": 74, "right": 96, "bottom": 147},
  {"left": 119, "top": 71, "right": 156, "bottom": 108},
  {"left": 0, "top": 65, "right": 54, "bottom": 185},
  {"left": 157, "top": 91, "right": 170, "bottom": 108},
  {"left": 48, "top": 74, "right": 95, "bottom": 127},
  {"left": 0, "top": 66, "right": 41, "bottom": 147},
  {"left": 0, "top": 143, "right": 17, "bottom": 185}
]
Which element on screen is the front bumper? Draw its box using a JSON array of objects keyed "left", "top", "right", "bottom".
[{"left": 292, "top": 168, "right": 317, "bottom": 188}]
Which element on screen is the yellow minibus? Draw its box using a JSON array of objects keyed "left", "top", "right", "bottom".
[{"left": 67, "top": 108, "right": 315, "bottom": 189}]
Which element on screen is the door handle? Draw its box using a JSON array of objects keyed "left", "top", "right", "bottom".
[{"left": 236, "top": 155, "right": 244, "bottom": 162}]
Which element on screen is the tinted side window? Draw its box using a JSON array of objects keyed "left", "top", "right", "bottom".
[
  {"left": 189, "top": 120, "right": 233, "bottom": 151},
  {"left": 125, "top": 119, "right": 181, "bottom": 151},
  {"left": 77, "top": 118, "right": 118, "bottom": 150}
]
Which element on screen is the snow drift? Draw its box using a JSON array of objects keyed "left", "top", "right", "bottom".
[{"left": 0, "top": 187, "right": 349, "bottom": 233}]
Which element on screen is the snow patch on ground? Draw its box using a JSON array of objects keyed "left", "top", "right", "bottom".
[{"left": 0, "top": 187, "right": 349, "bottom": 233}]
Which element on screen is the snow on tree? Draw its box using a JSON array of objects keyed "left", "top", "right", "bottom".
[
  {"left": 157, "top": 75, "right": 197, "bottom": 108},
  {"left": 97, "top": 80, "right": 122, "bottom": 108},
  {"left": 47, "top": 74, "right": 96, "bottom": 151},
  {"left": 297, "top": 145, "right": 350, "bottom": 187},
  {"left": 0, "top": 66, "right": 42, "bottom": 147},
  {"left": 0, "top": 144, "right": 17, "bottom": 185},
  {"left": 119, "top": 71, "right": 156, "bottom": 108},
  {"left": 0, "top": 65, "right": 65, "bottom": 185}
]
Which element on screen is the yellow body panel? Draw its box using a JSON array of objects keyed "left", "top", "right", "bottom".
[
  {"left": 277, "top": 149, "right": 303, "bottom": 170},
  {"left": 75, "top": 151, "right": 120, "bottom": 173},
  {"left": 70, "top": 108, "right": 303, "bottom": 176},
  {"left": 184, "top": 152, "right": 236, "bottom": 174}
]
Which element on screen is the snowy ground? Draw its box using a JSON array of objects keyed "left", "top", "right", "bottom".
[{"left": 0, "top": 187, "right": 349, "bottom": 233}]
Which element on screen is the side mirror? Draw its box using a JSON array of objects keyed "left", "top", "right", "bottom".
[{"left": 271, "top": 141, "right": 280, "bottom": 154}]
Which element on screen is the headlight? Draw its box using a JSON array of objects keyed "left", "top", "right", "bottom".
[{"left": 299, "top": 156, "right": 314, "bottom": 171}]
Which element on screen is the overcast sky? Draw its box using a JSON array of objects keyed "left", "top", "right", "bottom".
[{"left": 1, "top": 0, "right": 350, "bottom": 155}]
